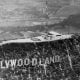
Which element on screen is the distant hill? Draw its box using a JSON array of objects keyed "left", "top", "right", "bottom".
[
  {"left": 59, "top": 14, "right": 80, "bottom": 28},
  {"left": 53, "top": 14, "right": 80, "bottom": 34},
  {"left": 56, "top": 5, "right": 80, "bottom": 17}
]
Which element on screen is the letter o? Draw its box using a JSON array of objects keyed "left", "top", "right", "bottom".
[
  {"left": 17, "top": 59, "right": 23, "bottom": 67},
  {"left": 24, "top": 58, "right": 30, "bottom": 65}
]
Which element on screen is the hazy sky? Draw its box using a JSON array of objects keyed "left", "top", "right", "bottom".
[{"left": 0, "top": 0, "right": 80, "bottom": 27}]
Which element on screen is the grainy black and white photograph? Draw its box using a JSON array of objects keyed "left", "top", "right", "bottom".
[{"left": 0, "top": 0, "right": 80, "bottom": 80}]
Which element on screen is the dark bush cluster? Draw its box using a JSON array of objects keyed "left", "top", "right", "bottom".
[{"left": 0, "top": 34, "right": 80, "bottom": 80}]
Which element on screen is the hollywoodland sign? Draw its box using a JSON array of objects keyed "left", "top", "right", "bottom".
[
  {"left": 0, "top": 55, "right": 60, "bottom": 69},
  {"left": 0, "top": 35, "right": 80, "bottom": 80}
]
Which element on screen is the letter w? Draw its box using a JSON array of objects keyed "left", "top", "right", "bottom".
[{"left": 10, "top": 59, "right": 17, "bottom": 68}]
